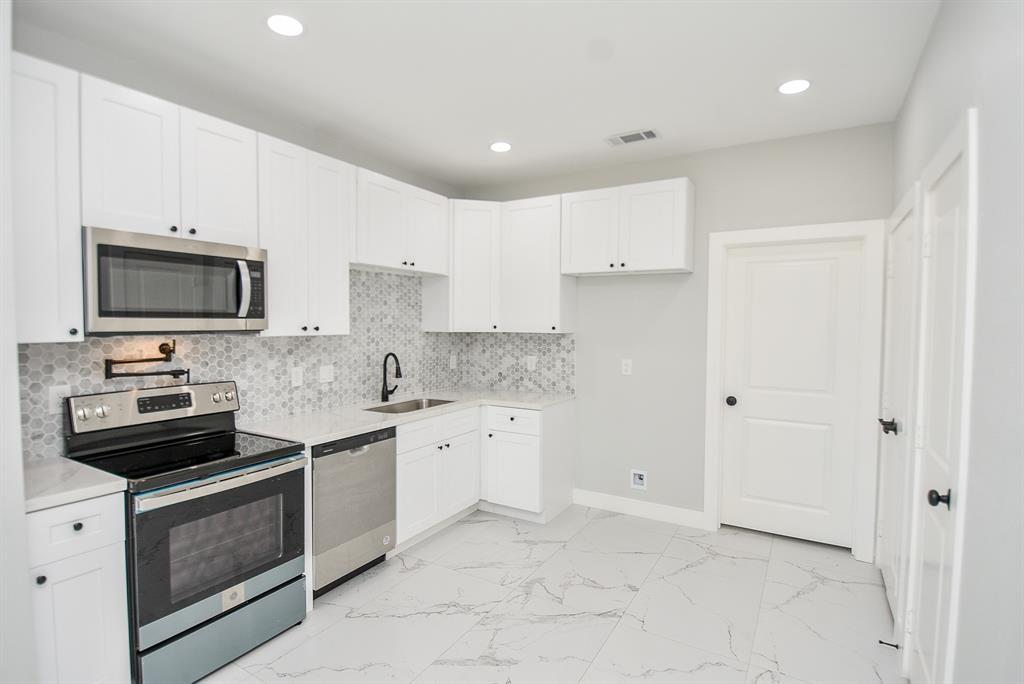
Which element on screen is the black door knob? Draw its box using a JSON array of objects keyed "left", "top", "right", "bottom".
[
  {"left": 170, "top": 226, "right": 178, "bottom": 233},
  {"left": 878, "top": 418, "right": 898, "bottom": 435},
  {"left": 73, "top": 522, "right": 83, "bottom": 532},
  {"left": 725, "top": 396, "right": 738, "bottom": 406},
  {"left": 68, "top": 328, "right": 78, "bottom": 336},
  {"left": 36, "top": 576, "right": 46, "bottom": 585},
  {"left": 188, "top": 228, "right": 197, "bottom": 235},
  {"left": 927, "top": 489, "right": 951, "bottom": 509}
]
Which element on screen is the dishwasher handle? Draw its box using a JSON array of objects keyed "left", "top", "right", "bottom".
[{"left": 312, "top": 427, "right": 396, "bottom": 459}]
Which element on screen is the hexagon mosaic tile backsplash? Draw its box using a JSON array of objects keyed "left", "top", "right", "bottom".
[{"left": 18, "top": 270, "right": 575, "bottom": 461}]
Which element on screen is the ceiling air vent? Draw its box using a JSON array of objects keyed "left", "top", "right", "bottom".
[{"left": 606, "top": 129, "right": 659, "bottom": 146}]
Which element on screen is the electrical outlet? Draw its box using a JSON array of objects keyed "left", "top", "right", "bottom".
[
  {"left": 48, "top": 385, "right": 71, "bottom": 415},
  {"left": 525, "top": 355, "right": 538, "bottom": 371},
  {"left": 631, "top": 469, "right": 648, "bottom": 491},
  {"left": 318, "top": 364, "right": 335, "bottom": 384},
  {"left": 621, "top": 359, "right": 633, "bottom": 375},
  {"left": 449, "top": 353, "right": 458, "bottom": 370},
  {"left": 290, "top": 366, "right": 304, "bottom": 388}
]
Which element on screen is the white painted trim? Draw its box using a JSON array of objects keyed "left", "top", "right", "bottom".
[
  {"left": 703, "top": 220, "right": 886, "bottom": 561},
  {"left": 572, "top": 489, "right": 713, "bottom": 530}
]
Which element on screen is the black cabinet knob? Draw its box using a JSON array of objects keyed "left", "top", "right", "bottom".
[
  {"left": 509, "top": 416, "right": 515, "bottom": 421},
  {"left": 170, "top": 226, "right": 178, "bottom": 233},
  {"left": 551, "top": 326, "right": 556, "bottom": 330},
  {"left": 301, "top": 326, "right": 308, "bottom": 331},
  {"left": 36, "top": 576, "right": 46, "bottom": 585},
  {"left": 444, "top": 443, "right": 450, "bottom": 448},
  {"left": 878, "top": 418, "right": 898, "bottom": 435},
  {"left": 188, "top": 228, "right": 197, "bottom": 235},
  {"left": 437, "top": 445, "right": 443, "bottom": 450},
  {"left": 313, "top": 326, "right": 320, "bottom": 331},
  {"left": 68, "top": 328, "right": 78, "bottom": 336},
  {"left": 72, "top": 522, "right": 83, "bottom": 532},
  {"left": 402, "top": 261, "right": 408, "bottom": 266},
  {"left": 488, "top": 433, "right": 493, "bottom": 438},
  {"left": 620, "top": 262, "right": 626, "bottom": 267},
  {"left": 492, "top": 325, "right": 497, "bottom": 330},
  {"left": 725, "top": 396, "right": 738, "bottom": 406},
  {"left": 927, "top": 489, "right": 951, "bottom": 509},
  {"left": 410, "top": 261, "right": 415, "bottom": 266},
  {"left": 609, "top": 263, "right": 615, "bottom": 268}
]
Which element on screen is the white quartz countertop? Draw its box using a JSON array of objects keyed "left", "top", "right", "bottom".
[
  {"left": 239, "top": 389, "right": 573, "bottom": 445},
  {"left": 23, "top": 457, "right": 127, "bottom": 514}
]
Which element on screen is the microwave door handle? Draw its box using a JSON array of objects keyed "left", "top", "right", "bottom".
[{"left": 237, "top": 260, "right": 251, "bottom": 318}]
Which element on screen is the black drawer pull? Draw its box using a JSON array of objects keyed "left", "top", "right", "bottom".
[{"left": 72, "top": 522, "right": 83, "bottom": 532}]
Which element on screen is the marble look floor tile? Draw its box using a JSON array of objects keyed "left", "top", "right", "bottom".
[
  {"left": 315, "top": 554, "right": 431, "bottom": 609},
  {"left": 403, "top": 513, "right": 505, "bottom": 563},
  {"left": 431, "top": 534, "right": 565, "bottom": 587},
  {"left": 498, "top": 549, "right": 659, "bottom": 616},
  {"left": 744, "top": 656, "right": 811, "bottom": 684},
  {"left": 565, "top": 513, "right": 677, "bottom": 554},
  {"left": 415, "top": 603, "right": 620, "bottom": 684},
  {"left": 623, "top": 553, "right": 766, "bottom": 662},
  {"left": 750, "top": 577, "right": 903, "bottom": 683},
  {"left": 582, "top": 623, "right": 747, "bottom": 683},
  {"left": 234, "top": 603, "right": 351, "bottom": 672},
  {"left": 671, "top": 525, "right": 774, "bottom": 559},
  {"left": 253, "top": 614, "right": 481, "bottom": 683},
  {"left": 349, "top": 564, "right": 512, "bottom": 618},
  {"left": 486, "top": 505, "right": 610, "bottom": 544},
  {"left": 769, "top": 537, "right": 882, "bottom": 585},
  {"left": 199, "top": 663, "right": 265, "bottom": 683}
]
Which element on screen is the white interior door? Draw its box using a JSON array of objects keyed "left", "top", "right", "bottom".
[
  {"left": 720, "top": 236, "right": 873, "bottom": 547},
  {"left": 876, "top": 186, "right": 922, "bottom": 649},
  {"left": 906, "top": 111, "right": 977, "bottom": 684}
]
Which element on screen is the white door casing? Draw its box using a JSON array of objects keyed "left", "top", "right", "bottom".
[
  {"left": 705, "top": 221, "right": 884, "bottom": 560},
  {"left": 905, "top": 110, "right": 978, "bottom": 684},
  {"left": 876, "top": 184, "right": 922, "bottom": 654}
]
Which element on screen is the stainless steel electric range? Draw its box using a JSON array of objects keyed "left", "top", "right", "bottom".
[{"left": 64, "top": 382, "right": 306, "bottom": 684}]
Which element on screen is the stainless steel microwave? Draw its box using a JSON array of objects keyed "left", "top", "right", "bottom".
[{"left": 84, "top": 227, "right": 267, "bottom": 334}]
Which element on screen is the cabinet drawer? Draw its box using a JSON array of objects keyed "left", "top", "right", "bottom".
[
  {"left": 27, "top": 493, "right": 125, "bottom": 568},
  {"left": 485, "top": 406, "right": 541, "bottom": 435},
  {"left": 444, "top": 407, "right": 480, "bottom": 437}
]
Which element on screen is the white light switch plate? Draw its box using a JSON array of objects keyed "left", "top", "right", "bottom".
[
  {"left": 318, "top": 364, "right": 335, "bottom": 384},
  {"left": 525, "top": 355, "right": 538, "bottom": 371},
  {"left": 621, "top": 359, "right": 633, "bottom": 375},
  {"left": 48, "top": 385, "right": 71, "bottom": 415},
  {"left": 290, "top": 366, "right": 304, "bottom": 388}
]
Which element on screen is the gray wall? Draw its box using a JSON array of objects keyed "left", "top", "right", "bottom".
[
  {"left": 894, "top": 2, "right": 1023, "bottom": 681},
  {"left": 469, "top": 123, "right": 895, "bottom": 511}
]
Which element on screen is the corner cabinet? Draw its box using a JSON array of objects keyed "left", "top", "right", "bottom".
[
  {"left": 561, "top": 177, "right": 694, "bottom": 274},
  {"left": 423, "top": 197, "right": 575, "bottom": 333},
  {"left": 354, "top": 169, "right": 449, "bottom": 275},
  {"left": 258, "top": 134, "right": 354, "bottom": 337},
  {"left": 12, "top": 54, "right": 84, "bottom": 343},
  {"left": 28, "top": 494, "right": 131, "bottom": 684}
]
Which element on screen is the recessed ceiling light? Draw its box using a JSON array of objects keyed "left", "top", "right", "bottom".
[
  {"left": 490, "top": 142, "right": 512, "bottom": 153},
  {"left": 778, "top": 79, "right": 810, "bottom": 95},
  {"left": 267, "top": 14, "right": 303, "bottom": 37}
]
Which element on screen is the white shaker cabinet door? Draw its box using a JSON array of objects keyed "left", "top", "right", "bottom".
[
  {"left": 12, "top": 54, "right": 83, "bottom": 343},
  {"left": 439, "top": 431, "right": 481, "bottom": 519},
  {"left": 561, "top": 187, "right": 619, "bottom": 274},
  {"left": 81, "top": 75, "right": 181, "bottom": 237},
  {"left": 499, "top": 195, "right": 562, "bottom": 333},
  {"left": 397, "top": 445, "right": 440, "bottom": 544},
  {"left": 307, "top": 152, "right": 356, "bottom": 336},
  {"left": 31, "top": 543, "right": 131, "bottom": 684},
  {"left": 179, "top": 108, "right": 258, "bottom": 246},
  {"left": 618, "top": 178, "right": 694, "bottom": 273},
  {"left": 484, "top": 430, "right": 542, "bottom": 513},
  {"left": 258, "top": 134, "right": 310, "bottom": 337},
  {"left": 355, "top": 168, "right": 407, "bottom": 270},
  {"left": 451, "top": 200, "right": 501, "bottom": 332},
  {"left": 407, "top": 186, "right": 449, "bottom": 275}
]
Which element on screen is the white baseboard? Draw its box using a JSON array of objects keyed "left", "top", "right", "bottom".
[{"left": 572, "top": 488, "right": 714, "bottom": 530}]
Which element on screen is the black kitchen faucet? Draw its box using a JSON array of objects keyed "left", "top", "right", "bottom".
[{"left": 381, "top": 352, "right": 402, "bottom": 402}]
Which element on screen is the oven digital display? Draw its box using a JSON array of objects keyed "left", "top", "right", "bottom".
[{"left": 138, "top": 393, "right": 193, "bottom": 414}]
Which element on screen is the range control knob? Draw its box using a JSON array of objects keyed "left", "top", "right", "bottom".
[
  {"left": 224, "top": 390, "right": 236, "bottom": 402},
  {"left": 95, "top": 405, "right": 111, "bottom": 418},
  {"left": 75, "top": 407, "right": 91, "bottom": 421},
  {"left": 212, "top": 392, "right": 223, "bottom": 403}
]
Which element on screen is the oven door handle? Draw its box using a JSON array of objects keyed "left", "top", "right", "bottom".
[
  {"left": 237, "top": 260, "right": 252, "bottom": 318},
  {"left": 134, "top": 456, "right": 306, "bottom": 513}
]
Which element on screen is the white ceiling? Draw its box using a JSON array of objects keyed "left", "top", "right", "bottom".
[{"left": 13, "top": 0, "right": 939, "bottom": 192}]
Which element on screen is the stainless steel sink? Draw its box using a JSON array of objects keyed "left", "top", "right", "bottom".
[{"left": 365, "top": 398, "right": 454, "bottom": 414}]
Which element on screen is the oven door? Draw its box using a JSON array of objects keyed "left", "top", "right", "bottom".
[
  {"left": 130, "top": 455, "right": 304, "bottom": 651},
  {"left": 84, "top": 226, "right": 267, "bottom": 334}
]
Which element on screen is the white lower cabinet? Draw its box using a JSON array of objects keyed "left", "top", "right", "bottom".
[
  {"left": 28, "top": 494, "right": 130, "bottom": 684},
  {"left": 483, "top": 430, "right": 541, "bottom": 513},
  {"left": 397, "top": 443, "right": 441, "bottom": 543},
  {"left": 439, "top": 431, "right": 482, "bottom": 519}
]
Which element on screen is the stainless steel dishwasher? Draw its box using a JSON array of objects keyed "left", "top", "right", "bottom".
[{"left": 312, "top": 427, "right": 396, "bottom": 596}]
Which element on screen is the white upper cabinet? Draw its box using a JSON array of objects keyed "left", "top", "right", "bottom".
[
  {"left": 12, "top": 54, "right": 83, "bottom": 343},
  {"left": 179, "top": 108, "right": 258, "bottom": 246},
  {"left": 258, "top": 135, "right": 354, "bottom": 338},
  {"left": 561, "top": 177, "right": 694, "bottom": 274},
  {"left": 258, "top": 135, "right": 310, "bottom": 337},
  {"left": 81, "top": 75, "right": 181, "bottom": 237},
  {"left": 354, "top": 168, "right": 449, "bottom": 275},
  {"left": 500, "top": 195, "right": 575, "bottom": 333},
  {"left": 307, "top": 151, "right": 355, "bottom": 336}
]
